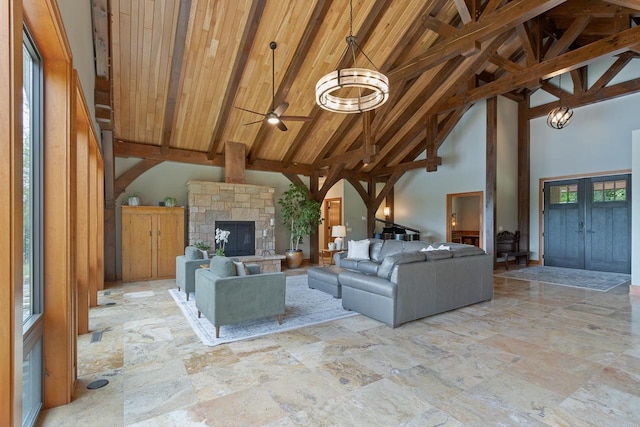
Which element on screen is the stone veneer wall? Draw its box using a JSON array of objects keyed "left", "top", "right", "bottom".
[{"left": 186, "top": 181, "right": 275, "bottom": 255}]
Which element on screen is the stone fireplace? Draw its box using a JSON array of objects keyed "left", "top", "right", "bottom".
[{"left": 186, "top": 181, "right": 283, "bottom": 271}]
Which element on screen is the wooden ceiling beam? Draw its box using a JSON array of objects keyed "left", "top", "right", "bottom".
[
  {"left": 389, "top": 0, "right": 566, "bottom": 81},
  {"left": 529, "top": 76, "right": 640, "bottom": 118},
  {"left": 114, "top": 159, "right": 164, "bottom": 198},
  {"left": 160, "top": 0, "right": 192, "bottom": 155},
  {"left": 246, "top": 0, "right": 332, "bottom": 164},
  {"left": 367, "top": 30, "right": 512, "bottom": 173},
  {"left": 437, "top": 24, "right": 640, "bottom": 114},
  {"left": 515, "top": 23, "right": 537, "bottom": 66},
  {"left": 114, "top": 140, "right": 314, "bottom": 175},
  {"left": 590, "top": 52, "right": 635, "bottom": 90},
  {"left": 92, "top": 0, "right": 110, "bottom": 79},
  {"left": 346, "top": 178, "right": 371, "bottom": 205},
  {"left": 570, "top": 66, "right": 588, "bottom": 94},
  {"left": 489, "top": 54, "right": 524, "bottom": 73},
  {"left": 318, "top": 163, "right": 346, "bottom": 201},
  {"left": 206, "top": 0, "right": 267, "bottom": 160},
  {"left": 281, "top": 0, "right": 391, "bottom": 168},
  {"left": 602, "top": 0, "right": 640, "bottom": 11},
  {"left": 544, "top": 15, "right": 593, "bottom": 60},
  {"left": 454, "top": 0, "right": 473, "bottom": 24}
]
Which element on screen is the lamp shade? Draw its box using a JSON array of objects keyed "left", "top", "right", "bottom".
[
  {"left": 331, "top": 226, "right": 346, "bottom": 237},
  {"left": 383, "top": 206, "right": 390, "bottom": 217}
]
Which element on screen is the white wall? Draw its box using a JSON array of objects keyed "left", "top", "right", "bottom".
[
  {"left": 344, "top": 181, "right": 368, "bottom": 242},
  {"left": 57, "top": 0, "right": 99, "bottom": 139},
  {"left": 395, "top": 101, "right": 487, "bottom": 243},
  {"left": 529, "top": 92, "right": 640, "bottom": 260}
]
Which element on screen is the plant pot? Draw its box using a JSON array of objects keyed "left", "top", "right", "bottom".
[
  {"left": 128, "top": 196, "right": 141, "bottom": 206},
  {"left": 284, "top": 249, "right": 303, "bottom": 269}
]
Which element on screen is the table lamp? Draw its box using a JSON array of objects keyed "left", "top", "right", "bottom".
[{"left": 331, "top": 225, "right": 346, "bottom": 250}]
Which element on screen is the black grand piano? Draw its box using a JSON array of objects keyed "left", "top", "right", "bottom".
[{"left": 373, "top": 218, "right": 420, "bottom": 241}]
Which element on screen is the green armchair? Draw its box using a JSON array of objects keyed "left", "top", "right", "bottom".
[
  {"left": 195, "top": 256, "right": 286, "bottom": 338},
  {"left": 176, "top": 246, "right": 210, "bottom": 301}
]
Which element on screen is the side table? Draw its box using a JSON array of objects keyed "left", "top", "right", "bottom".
[{"left": 320, "top": 249, "right": 342, "bottom": 266}]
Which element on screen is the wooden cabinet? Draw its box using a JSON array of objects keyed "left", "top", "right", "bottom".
[{"left": 121, "top": 206, "right": 185, "bottom": 281}]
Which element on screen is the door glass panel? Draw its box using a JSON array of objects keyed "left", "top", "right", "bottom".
[
  {"left": 550, "top": 184, "right": 578, "bottom": 204},
  {"left": 593, "top": 180, "right": 626, "bottom": 203}
]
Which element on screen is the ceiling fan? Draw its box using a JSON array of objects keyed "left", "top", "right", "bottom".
[{"left": 236, "top": 41, "right": 312, "bottom": 131}]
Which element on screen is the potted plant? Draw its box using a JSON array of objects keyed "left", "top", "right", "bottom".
[
  {"left": 214, "top": 228, "right": 230, "bottom": 256},
  {"left": 277, "top": 183, "right": 322, "bottom": 268},
  {"left": 127, "top": 192, "right": 141, "bottom": 206},
  {"left": 164, "top": 196, "right": 177, "bottom": 207},
  {"left": 194, "top": 241, "right": 211, "bottom": 259}
]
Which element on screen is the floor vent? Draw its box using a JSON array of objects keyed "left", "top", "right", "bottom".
[
  {"left": 87, "top": 379, "right": 109, "bottom": 390},
  {"left": 90, "top": 331, "right": 103, "bottom": 343},
  {"left": 105, "top": 302, "right": 116, "bottom": 306}
]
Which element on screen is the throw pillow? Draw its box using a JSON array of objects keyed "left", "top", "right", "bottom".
[
  {"left": 438, "top": 245, "right": 451, "bottom": 251},
  {"left": 420, "top": 245, "right": 436, "bottom": 252},
  {"left": 347, "top": 239, "right": 370, "bottom": 260},
  {"left": 209, "top": 256, "right": 237, "bottom": 277},
  {"left": 185, "top": 246, "right": 203, "bottom": 260},
  {"left": 233, "top": 261, "right": 250, "bottom": 276}
]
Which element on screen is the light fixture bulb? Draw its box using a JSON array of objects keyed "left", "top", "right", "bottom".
[{"left": 267, "top": 116, "right": 280, "bottom": 124}]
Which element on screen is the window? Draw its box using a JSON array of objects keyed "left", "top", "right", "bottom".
[
  {"left": 593, "top": 180, "right": 626, "bottom": 202},
  {"left": 549, "top": 184, "right": 578, "bottom": 204},
  {"left": 22, "top": 28, "right": 43, "bottom": 427}
]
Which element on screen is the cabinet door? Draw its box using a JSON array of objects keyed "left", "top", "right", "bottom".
[
  {"left": 156, "top": 212, "right": 184, "bottom": 278},
  {"left": 122, "top": 212, "right": 153, "bottom": 281}
]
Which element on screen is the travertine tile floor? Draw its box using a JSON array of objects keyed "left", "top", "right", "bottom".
[{"left": 40, "top": 266, "right": 640, "bottom": 426}]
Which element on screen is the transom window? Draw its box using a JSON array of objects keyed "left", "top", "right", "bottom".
[
  {"left": 549, "top": 184, "right": 578, "bottom": 204},
  {"left": 593, "top": 180, "right": 626, "bottom": 202}
]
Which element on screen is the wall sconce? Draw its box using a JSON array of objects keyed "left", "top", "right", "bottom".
[
  {"left": 451, "top": 213, "right": 457, "bottom": 228},
  {"left": 383, "top": 206, "right": 390, "bottom": 218}
]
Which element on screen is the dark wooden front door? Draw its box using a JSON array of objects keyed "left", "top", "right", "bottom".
[{"left": 544, "top": 174, "right": 630, "bottom": 273}]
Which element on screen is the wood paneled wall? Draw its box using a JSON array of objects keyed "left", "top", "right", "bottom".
[{"left": 0, "top": 1, "right": 23, "bottom": 423}]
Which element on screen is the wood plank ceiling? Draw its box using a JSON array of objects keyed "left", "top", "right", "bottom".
[{"left": 94, "top": 0, "right": 640, "bottom": 181}]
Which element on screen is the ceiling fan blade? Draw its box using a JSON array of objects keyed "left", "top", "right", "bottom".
[
  {"left": 279, "top": 115, "right": 313, "bottom": 122},
  {"left": 276, "top": 120, "right": 288, "bottom": 132},
  {"left": 235, "top": 106, "right": 266, "bottom": 117},
  {"left": 273, "top": 101, "right": 289, "bottom": 117},
  {"left": 242, "top": 119, "right": 264, "bottom": 126}
]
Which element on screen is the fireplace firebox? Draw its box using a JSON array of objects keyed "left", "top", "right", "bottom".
[{"left": 215, "top": 221, "right": 255, "bottom": 256}]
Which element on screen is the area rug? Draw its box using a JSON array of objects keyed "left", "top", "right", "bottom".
[
  {"left": 495, "top": 266, "right": 630, "bottom": 292},
  {"left": 169, "top": 275, "right": 357, "bottom": 346}
]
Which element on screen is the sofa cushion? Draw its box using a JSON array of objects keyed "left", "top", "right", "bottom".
[
  {"left": 339, "top": 258, "right": 360, "bottom": 270},
  {"left": 425, "top": 250, "right": 454, "bottom": 260},
  {"left": 377, "top": 251, "right": 426, "bottom": 280},
  {"left": 378, "top": 240, "right": 406, "bottom": 259},
  {"left": 347, "top": 239, "right": 371, "bottom": 259},
  {"left": 185, "top": 246, "right": 203, "bottom": 260},
  {"left": 355, "top": 260, "right": 380, "bottom": 275},
  {"left": 369, "top": 240, "right": 385, "bottom": 261},
  {"left": 451, "top": 246, "right": 486, "bottom": 257},
  {"left": 210, "top": 256, "right": 237, "bottom": 277},
  {"left": 404, "top": 241, "right": 431, "bottom": 252}
]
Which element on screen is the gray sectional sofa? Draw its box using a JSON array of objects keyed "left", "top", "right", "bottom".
[{"left": 330, "top": 239, "right": 493, "bottom": 327}]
